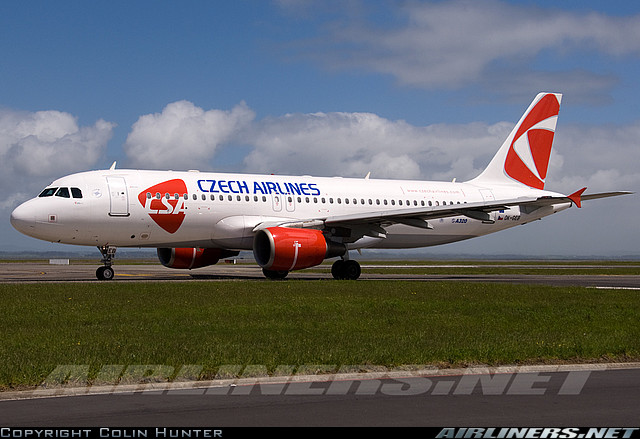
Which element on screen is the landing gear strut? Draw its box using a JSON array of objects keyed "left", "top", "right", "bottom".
[
  {"left": 96, "top": 245, "right": 116, "bottom": 280},
  {"left": 331, "top": 258, "right": 361, "bottom": 280}
]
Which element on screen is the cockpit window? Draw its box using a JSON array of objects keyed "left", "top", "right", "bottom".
[
  {"left": 38, "top": 187, "right": 58, "bottom": 197},
  {"left": 55, "top": 187, "right": 70, "bottom": 198},
  {"left": 71, "top": 187, "right": 83, "bottom": 198}
]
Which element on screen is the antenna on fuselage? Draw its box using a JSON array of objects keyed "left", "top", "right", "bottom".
[{"left": 110, "top": 161, "right": 117, "bottom": 171}]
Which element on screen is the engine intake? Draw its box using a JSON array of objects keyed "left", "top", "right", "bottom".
[
  {"left": 253, "top": 227, "right": 345, "bottom": 272},
  {"left": 157, "top": 247, "right": 238, "bottom": 269}
]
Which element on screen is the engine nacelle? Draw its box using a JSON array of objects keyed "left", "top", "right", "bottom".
[
  {"left": 253, "top": 227, "right": 345, "bottom": 272},
  {"left": 157, "top": 247, "right": 238, "bottom": 269}
]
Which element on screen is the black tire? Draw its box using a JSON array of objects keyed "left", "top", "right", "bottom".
[
  {"left": 331, "top": 259, "right": 361, "bottom": 280},
  {"left": 343, "top": 260, "right": 361, "bottom": 280},
  {"left": 96, "top": 266, "right": 115, "bottom": 280},
  {"left": 331, "top": 259, "right": 346, "bottom": 279},
  {"left": 262, "top": 268, "right": 289, "bottom": 280}
]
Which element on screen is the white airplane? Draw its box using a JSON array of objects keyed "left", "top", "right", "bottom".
[{"left": 10, "top": 93, "right": 632, "bottom": 280}]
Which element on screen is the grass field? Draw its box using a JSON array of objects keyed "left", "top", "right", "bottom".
[{"left": 1, "top": 279, "right": 639, "bottom": 390}]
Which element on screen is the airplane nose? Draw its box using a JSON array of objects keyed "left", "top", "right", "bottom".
[{"left": 10, "top": 202, "right": 36, "bottom": 235}]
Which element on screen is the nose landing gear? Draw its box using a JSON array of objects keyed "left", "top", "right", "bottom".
[{"left": 96, "top": 245, "right": 116, "bottom": 280}]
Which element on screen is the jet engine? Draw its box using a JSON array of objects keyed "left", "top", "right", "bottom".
[
  {"left": 157, "top": 247, "right": 238, "bottom": 269},
  {"left": 253, "top": 227, "right": 345, "bottom": 272}
]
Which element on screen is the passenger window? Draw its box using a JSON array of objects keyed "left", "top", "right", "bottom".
[
  {"left": 71, "top": 188, "right": 83, "bottom": 198},
  {"left": 38, "top": 187, "right": 58, "bottom": 197},
  {"left": 55, "top": 187, "right": 70, "bottom": 198}
]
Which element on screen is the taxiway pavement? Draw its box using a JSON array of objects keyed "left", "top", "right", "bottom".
[{"left": 1, "top": 262, "right": 640, "bottom": 289}]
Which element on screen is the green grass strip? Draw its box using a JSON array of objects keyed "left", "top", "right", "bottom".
[{"left": 1, "top": 280, "right": 639, "bottom": 390}]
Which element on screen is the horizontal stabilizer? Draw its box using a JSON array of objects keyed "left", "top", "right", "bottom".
[{"left": 581, "top": 191, "right": 634, "bottom": 201}]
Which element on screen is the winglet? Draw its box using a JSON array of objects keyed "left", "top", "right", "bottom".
[{"left": 568, "top": 187, "right": 587, "bottom": 208}]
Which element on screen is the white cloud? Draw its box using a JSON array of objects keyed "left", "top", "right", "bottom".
[
  {"left": 241, "top": 111, "right": 509, "bottom": 181},
  {"left": 549, "top": 122, "right": 640, "bottom": 192},
  {"left": 120, "top": 100, "right": 638, "bottom": 197},
  {"left": 124, "top": 100, "right": 255, "bottom": 169},
  {"left": 0, "top": 109, "right": 114, "bottom": 207},
  {"left": 289, "top": 0, "right": 640, "bottom": 101}
]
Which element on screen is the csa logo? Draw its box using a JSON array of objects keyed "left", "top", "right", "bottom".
[
  {"left": 504, "top": 94, "right": 560, "bottom": 190},
  {"left": 138, "top": 179, "right": 188, "bottom": 234}
]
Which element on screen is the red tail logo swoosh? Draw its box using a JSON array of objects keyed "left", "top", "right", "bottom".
[{"left": 504, "top": 94, "right": 560, "bottom": 189}]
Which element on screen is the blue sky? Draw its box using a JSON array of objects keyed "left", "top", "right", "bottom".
[{"left": 1, "top": 0, "right": 638, "bottom": 257}]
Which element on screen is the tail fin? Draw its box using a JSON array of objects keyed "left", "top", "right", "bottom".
[{"left": 469, "top": 92, "right": 562, "bottom": 189}]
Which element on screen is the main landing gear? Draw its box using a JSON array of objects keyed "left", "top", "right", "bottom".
[
  {"left": 262, "top": 268, "right": 289, "bottom": 280},
  {"left": 331, "top": 258, "right": 361, "bottom": 280},
  {"left": 261, "top": 258, "right": 362, "bottom": 280},
  {"left": 96, "top": 245, "right": 116, "bottom": 280}
]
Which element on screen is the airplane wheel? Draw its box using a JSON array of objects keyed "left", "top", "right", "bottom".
[
  {"left": 262, "top": 268, "right": 288, "bottom": 280},
  {"left": 331, "top": 260, "right": 361, "bottom": 280},
  {"left": 331, "top": 260, "right": 345, "bottom": 279},
  {"left": 96, "top": 266, "right": 115, "bottom": 280},
  {"left": 343, "top": 260, "right": 361, "bottom": 280}
]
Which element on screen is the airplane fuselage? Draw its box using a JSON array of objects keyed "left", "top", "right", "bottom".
[{"left": 11, "top": 169, "right": 569, "bottom": 251}]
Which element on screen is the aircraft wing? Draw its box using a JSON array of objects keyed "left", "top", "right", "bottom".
[{"left": 256, "top": 189, "right": 632, "bottom": 243}]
